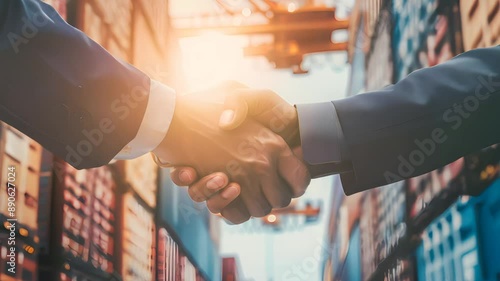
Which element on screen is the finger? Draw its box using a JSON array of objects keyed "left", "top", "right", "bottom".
[
  {"left": 238, "top": 184, "right": 273, "bottom": 218},
  {"left": 219, "top": 89, "right": 282, "bottom": 130},
  {"left": 278, "top": 147, "right": 311, "bottom": 198},
  {"left": 187, "top": 172, "right": 229, "bottom": 202},
  {"left": 260, "top": 174, "right": 293, "bottom": 209},
  {"left": 218, "top": 94, "right": 249, "bottom": 130},
  {"left": 206, "top": 183, "right": 241, "bottom": 214},
  {"left": 170, "top": 167, "right": 198, "bottom": 186},
  {"left": 220, "top": 197, "right": 251, "bottom": 224}
]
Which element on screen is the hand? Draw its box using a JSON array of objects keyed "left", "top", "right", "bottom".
[
  {"left": 154, "top": 82, "right": 310, "bottom": 223},
  {"left": 169, "top": 82, "right": 311, "bottom": 223}
]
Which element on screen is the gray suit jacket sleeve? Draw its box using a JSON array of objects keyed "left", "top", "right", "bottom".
[
  {"left": 297, "top": 46, "right": 500, "bottom": 195},
  {"left": 0, "top": 0, "right": 150, "bottom": 169}
]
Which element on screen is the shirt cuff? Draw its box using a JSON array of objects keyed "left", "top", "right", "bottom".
[
  {"left": 296, "top": 101, "right": 350, "bottom": 178},
  {"left": 114, "top": 79, "right": 176, "bottom": 160}
]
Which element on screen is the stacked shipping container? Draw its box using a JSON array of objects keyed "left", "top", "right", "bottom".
[
  {"left": 459, "top": 0, "right": 499, "bottom": 51},
  {"left": 0, "top": 1, "right": 221, "bottom": 281},
  {"left": 44, "top": 161, "right": 119, "bottom": 281},
  {"left": 0, "top": 125, "right": 43, "bottom": 281},
  {"left": 329, "top": 0, "right": 500, "bottom": 279},
  {"left": 113, "top": 156, "right": 158, "bottom": 281}
]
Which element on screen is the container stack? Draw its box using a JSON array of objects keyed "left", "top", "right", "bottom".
[
  {"left": 0, "top": 125, "right": 43, "bottom": 281},
  {"left": 365, "top": 9, "right": 393, "bottom": 91},
  {"left": 78, "top": 0, "right": 133, "bottom": 61},
  {"left": 0, "top": 1, "right": 222, "bottom": 281},
  {"left": 459, "top": 0, "right": 499, "bottom": 51},
  {"left": 407, "top": 158, "right": 464, "bottom": 218},
  {"left": 42, "top": 160, "right": 119, "bottom": 281},
  {"left": 392, "top": 0, "right": 439, "bottom": 80},
  {"left": 416, "top": 178, "right": 500, "bottom": 280},
  {"left": 157, "top": 169, "right": 222, "bottom": 281},
  {"left": 359, "top": 190, "right": 379, "bottom": 280},
  {"left": 376, "top": 182, "right": 407, "bottom": 264},
  {"left": 119, "top": 192, "right": 156, "bottom": 281},
  {"left": 328, "top": 0, "right": 500, "bottom": 279},
  {"left": 157, "top": 228, "right": 180, "bottom": 281},
  {"left": 113, "top": 155, "right": 159, "bottom": 281}
]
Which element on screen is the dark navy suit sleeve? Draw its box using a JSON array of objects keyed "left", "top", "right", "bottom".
[
  {"left": 0, "top": 0, "right": 150, "bottom": 169},
  {"left": 297, "top": 46, "right": 500, "bottom": 195}
]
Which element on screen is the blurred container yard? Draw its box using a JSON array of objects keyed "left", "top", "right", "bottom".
[{"left": 0, "top": 0, "right": 499, "bottom": 281}]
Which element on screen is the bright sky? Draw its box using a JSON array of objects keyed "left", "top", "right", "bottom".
[{"left": 177, "top": 32, "right": 350, "bottom": 281}]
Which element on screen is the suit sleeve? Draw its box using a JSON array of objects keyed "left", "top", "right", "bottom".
[
  {"left": 0, "top": 0, "right": 150, "bottom": 169},
  {"left": 297, "top": 46, "right": 500, "bottom": 195}
]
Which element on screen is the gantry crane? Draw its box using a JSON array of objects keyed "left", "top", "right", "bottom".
[{"left": 173, "top": 0, "right": 349, "bottom": 74}]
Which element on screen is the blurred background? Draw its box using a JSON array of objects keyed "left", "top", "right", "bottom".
[{"left": 0, "top": 0, "right": 498, "bottom": 280}]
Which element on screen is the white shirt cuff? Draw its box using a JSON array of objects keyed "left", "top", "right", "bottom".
[{"left": 114, "top": 79, "right": 176, "bottom": 160}]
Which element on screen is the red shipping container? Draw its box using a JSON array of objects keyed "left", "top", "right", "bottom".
[
  {"left": 157, "top": 228, "right": 180, "bottom": 281},
  {"left": 222, "top": 257, "right": 241, "bottom": 281},
  {"left": 52, "top": 160, "right": 118, "bottom": 277},
  {"left": 78, "top": 0, "right": 132, "bottom": 61}
]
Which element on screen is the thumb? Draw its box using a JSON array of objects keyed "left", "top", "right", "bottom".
[
  {"left": 218, "top": 93, "right": 249, "bottom": 130},
  {"left": 218, "top": 88, "right": 285, "bottom": 131}
]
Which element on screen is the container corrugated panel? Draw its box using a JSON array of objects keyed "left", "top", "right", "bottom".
[
  {"left": 87, "top": 167, "right": 117, "bottom": 273},
  {"left": 134, "top": 0, "right": 170, "bottom": 50},
  {"left": 366, "top": 9, "right": 394, "bottom": 91},
  {"left": 79, "top": 0, "right": 132, "bottom": 61},
  {"left": 408, "top": 158, "right": 464, "bottom": 218},
  {"left": 416, "top": 198, "right": 482, "bottom": 280},
  {"left": 382, "top": 258, "right": 416, "bottom": 281},
  {"left": 115, "top": 154, "right": 158, "bottom": 209},
  {"left": 376, "top": 182, "right": 407, "bottom": 262},
  {"left": 392, "top": 0, "right": 439, "bottom": 81},
  {"left": 416, "top": 0, "right": 463, "bottom": 68},
  {"left": 359, "top": 190, "right": 379, "bottom": 280},
  {"left": 157, "top": 228, "right": 180, "bottom": 281},
  {"left": 417, "top": 178, "right": 500, "bottom": 280},
  {"left": 51, "top": 160, "right": 118, "bottom": 280},
  {"left": 121, "top": 192, "right": 155, "bottom": 281},
  {"left": 460, "top": 0, "right": 500, "bottom": 51},
  {"left": 180, "top": 255, "right": 198, "bottom": 281}
]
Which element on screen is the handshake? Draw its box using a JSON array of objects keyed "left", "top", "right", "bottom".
[{"left": 152, "top": 82, "right": 312, "bottom": 224}]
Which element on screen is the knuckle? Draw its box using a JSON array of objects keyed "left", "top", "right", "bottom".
[
  {"left": 232, "top": 214, "right": 251, "bottom": 224},
  {"left": 250, "top": 204, "right": 272, "bottom": 218},
  {"left": 278, "top": 196, "right": 292, "bottom": 208},
  {"left": 188, "top": 188, "right": 205, "bottom": 202},
  {"left": 292, "top": 188, "right": 306, "bottom": 198},
  {"left": 206, "top": 200, "right": 222, "bottom": 214},
  {"left": 207, "top": 205, "right": 222, "bottom": 214}
]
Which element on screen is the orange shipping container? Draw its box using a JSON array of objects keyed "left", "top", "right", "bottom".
[{"left": 120, "top": 192, "right": 156, "bottom": 281}]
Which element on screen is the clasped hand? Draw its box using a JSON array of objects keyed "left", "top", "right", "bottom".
[{"left": 153, "top": 82, "right": 311, "bottom": 224}]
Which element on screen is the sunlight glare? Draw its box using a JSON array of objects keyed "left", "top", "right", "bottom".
[{"left": 180, "top": 33, "right": 249, "bottom": 91}]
